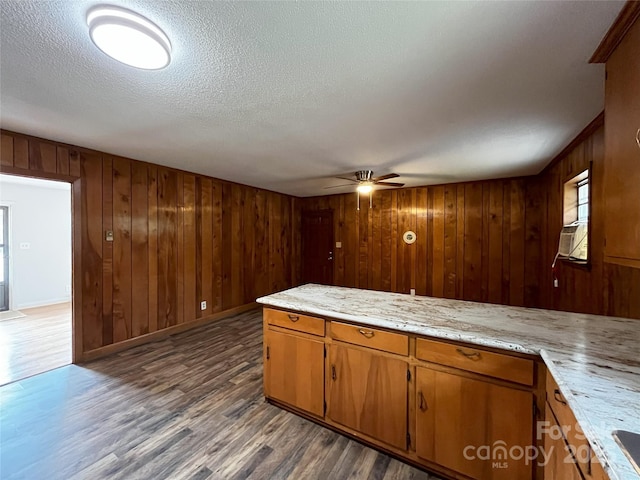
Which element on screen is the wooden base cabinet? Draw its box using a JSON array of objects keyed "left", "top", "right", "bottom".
[
  {"left": 327, "top": 344, "right": 408, "bottom": 450},
  {"left": 544, "top": 405, "right": 583, "bottom": 480},
  {"left": 263, "top": 329, "right": 325, "bottom": 417},
  {"left": 415, "top": 367, "right": 534, "bottom": 480}
]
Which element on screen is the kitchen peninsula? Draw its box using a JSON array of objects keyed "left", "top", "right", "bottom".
[{"left": 258, "top": 284, "right": 640, "bottom": 480}]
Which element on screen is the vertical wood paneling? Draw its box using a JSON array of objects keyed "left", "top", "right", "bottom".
[
  {"left": 0, "top": 134, "right": 13, "bottom": 166},
  {"left": 212, "top": 180, "right": 223, "bottom": 313},
  {"left": 242, "top": 188, "right": 256, "bottom": 304},
  {"left": 463, "top": 183, "right": 483, "bottom": 302},
  {"left": 80, "top": 151, "right": 103, "bottom": 351},
  {"left": 432, "top": 186, "right": 445, "bottom": 298},
  {"left": 524, "top": 179, "right": 543, "bottom": 307},
  {"left": 102, "top": 156, "right": 114, "bottom": 346},
  {"left": 157, "top": 168, "right": 178, "bottom": 330},
  {"left": 509, "top": 180, "right": 526, "bottom": 306},
  {"left": 488, "top": 182, "right": 504, "bottom": 304},
  {"left": 29, "top": 139, "right": 57, "bottom": 174},
  {"left": 0, "top": 129, "right": 304, "bottom": 358},
  {"left": 112, "top": 157, "right": 132, "bottom": 343},
  {"left": 254, "top": 189, "right": 269, "bottom": 298},
  {"left": 56, "top": 146, "right": 70, "bottom": 176},
  {"left": 147, "top": 165, "right": 158, "bottom": 333},
  {"left": 183, "top": 174, "right": 197, "bottom": 323},
  {"left": 131, "top": 162, "right": 149, "bottom": 336},
  {"left": 443, "top": 186, "right": 457, "bottom": 299},
  {"left": 176, "top": 173, "right": 185, "bottom": 326},
  {"left": 196, "top": 177, "right": 213, "bottom": 317},
  {"left": 14, "top": 137, "right": 29, "bottom": 170},
  {"left": 301, "top": 177, "right": 536, "bottom": 310},
  {"left": 229, "top": 184, "right": 243, "bottom": 305},
  {"left": 415, "top": 188, "right": 429, "bottom": 296}
]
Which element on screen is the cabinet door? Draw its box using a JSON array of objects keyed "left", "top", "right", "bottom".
[
  {"left": 603, "top": 18, "right": 640, "bottom": 265},
  {"left": 327, "top": 344, "right": 408, "bottom": 450},
  {"left": 544, "top": 410, "right": 583, "bottom": 480},
  {"left": 415, "top": 367, "right": 533, "bottom": 480},
  {"left": 264, "top": 329, "right": 324, "bottom": 417}
]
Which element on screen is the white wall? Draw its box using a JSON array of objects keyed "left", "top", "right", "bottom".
[{"left": 0, "top": 175, "right": 71, "bottom": 310}]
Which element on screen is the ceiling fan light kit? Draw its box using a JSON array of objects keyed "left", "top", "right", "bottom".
[{"left": 327, "top": 170, "right": 405, "bottom": 211}]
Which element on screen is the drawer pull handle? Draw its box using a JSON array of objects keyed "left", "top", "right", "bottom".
[
  {"left": 553, "top": 389, "right": 567, "bottom": 406},
  {"left": 287, "top": 314, "right": 299, "bottom": 322},
  {"left": 456, "top": 348, "right": 481, "bottom": 360},
  {"left": 358, "top": 329, "right": 375, "bottom": 338},
  {"left": 418, "top": 391, "right": 427, "bottom": 411},
  {"left": 331, "top": 365, "right": 337, "bottom": 381}
]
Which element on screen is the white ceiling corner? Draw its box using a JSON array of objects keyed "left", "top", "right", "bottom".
[{"left": 0, "top": 1, "right": 624, "bottom": 197}]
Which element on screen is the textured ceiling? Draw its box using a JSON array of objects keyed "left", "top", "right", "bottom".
[{"left": 0, "top": 1, "right": 623, "bottom": 197}]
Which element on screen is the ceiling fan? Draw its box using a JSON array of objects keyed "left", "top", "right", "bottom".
[{"left": 326, "top": 170, "right": 405, "bottom": 209}]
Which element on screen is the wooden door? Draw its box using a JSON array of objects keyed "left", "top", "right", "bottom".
[
  {"left": 543, "top": 408, "right": 583, "bottom": 480},
  {"left": 264, "top": 329, "right": 324, "bottom": 417},
  {"left": 301, "top": 210, "right": 333, "bottom": 285},
  {"left": 327, "top": 344, "right": 408, "bottom": 450},
  {"left": 415, "top": 367, "right": 533, "bottom": 480}
]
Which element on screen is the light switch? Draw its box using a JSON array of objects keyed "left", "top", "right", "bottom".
[{"left": 336, "top": 241, "right": 342, "bottom": 248}]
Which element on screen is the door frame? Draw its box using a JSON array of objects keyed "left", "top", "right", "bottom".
[
  {"left": 0, "top": 204, "right": 10, "bottom": 311},
  {"left": 301, "top": 209, "right": 334, "bottom": 285},
  {"left": 0, "top": 167, "right": 82, "bottom": 363}
]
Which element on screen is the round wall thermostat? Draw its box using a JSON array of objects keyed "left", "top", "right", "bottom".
[{"left": 403, "top": 230, "right": 417, "bottom": 244}]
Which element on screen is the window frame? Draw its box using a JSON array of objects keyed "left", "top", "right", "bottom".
[{"left": 561, "top": 166, "right": 592, "bottom": 269}]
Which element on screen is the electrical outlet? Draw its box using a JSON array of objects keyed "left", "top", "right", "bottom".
[
  {"left": 200, "top": 301, "right": 207, "bottom": 311},
  {"left": 19, "top": 242, "right": 30, "bottom": 250},
  {"left": 410, "top": 288, "right": 416, "bottom": 296}
]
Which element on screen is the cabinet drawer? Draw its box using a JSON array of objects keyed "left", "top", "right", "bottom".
[
  {"left": 265, "top": 308, "right": 325, "bottom": 336},
  {"left": 330, "top": 322, "right": 408, "bottom": 356},
  {"left": 546, "top": 373, "right": 595, "bottom": 478},
  {"left": 415, "top": 338, "right": 534, "bottom": 385}
]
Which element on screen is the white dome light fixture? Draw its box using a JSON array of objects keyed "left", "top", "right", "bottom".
[{"left": 87, "top": 5, "right": 171, "bottom": 70}]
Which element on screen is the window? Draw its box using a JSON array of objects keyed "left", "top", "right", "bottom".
[
  {"left": 559, "top": 169, "right": 590, "bottom": 263},
  {"left": 577, "top": 177, "right": 589, "bottom": 223}
]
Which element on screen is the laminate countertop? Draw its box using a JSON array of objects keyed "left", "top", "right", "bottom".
[{"left": 257, "top": 284, "right": 640, "bottom": 480}]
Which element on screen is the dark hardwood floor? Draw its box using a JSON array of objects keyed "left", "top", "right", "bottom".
[{"left": 0, "top": 308, "right": 438, "bottom": 480}]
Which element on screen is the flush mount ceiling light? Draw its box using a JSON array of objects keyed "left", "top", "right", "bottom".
[{"left": 87, "top": 5, "right": 171, "bottom": 70}]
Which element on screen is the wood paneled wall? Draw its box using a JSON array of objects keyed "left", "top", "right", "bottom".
[
  {"left": 300, "top": 178, "right": 543, "bottom": 308},
  {"left": 0, "top": 130, "right": 301, "bottom": 357},
  {"left": 537, "top": 122, "right": 640, "bottom": 319}
]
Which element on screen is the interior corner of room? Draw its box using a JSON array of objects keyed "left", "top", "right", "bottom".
[{"left": 0, "top": 1, "right": 638, "bottom": 480}]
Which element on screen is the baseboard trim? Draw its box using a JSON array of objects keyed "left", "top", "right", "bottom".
[{"left": 79, "top": 302, "right": 258, "bottom": 362}]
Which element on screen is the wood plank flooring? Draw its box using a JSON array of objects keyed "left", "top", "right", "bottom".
[
  {"left": 0, "top": 302, "right": 71, "bottom": 386},
  {"left": 0, "top": 308, "right": 438, "bottom": 480}
]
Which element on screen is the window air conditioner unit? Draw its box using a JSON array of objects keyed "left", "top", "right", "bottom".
[{"left": 558, "top": 222, "right": 588, "bottom": 260}]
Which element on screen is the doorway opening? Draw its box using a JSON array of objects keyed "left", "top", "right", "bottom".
[
  {"left": 301, "top": 209, "right": 334, "bottom": 285},
  {"left": 0, "top": 174, "right": 72, "bottom": 385}
]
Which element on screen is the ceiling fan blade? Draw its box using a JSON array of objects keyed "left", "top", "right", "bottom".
[
  {"left": 334, "top": 176, "right": 357, "bottom": 183},
  {"left": 372, "top": 173, "right": 399, "bottom": 182},
  {"left": 324, "top": 183, "right": 355, "bottom": 189},
  {"left": 374, "top": 181, "right": 405, "bottom": 187}
]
